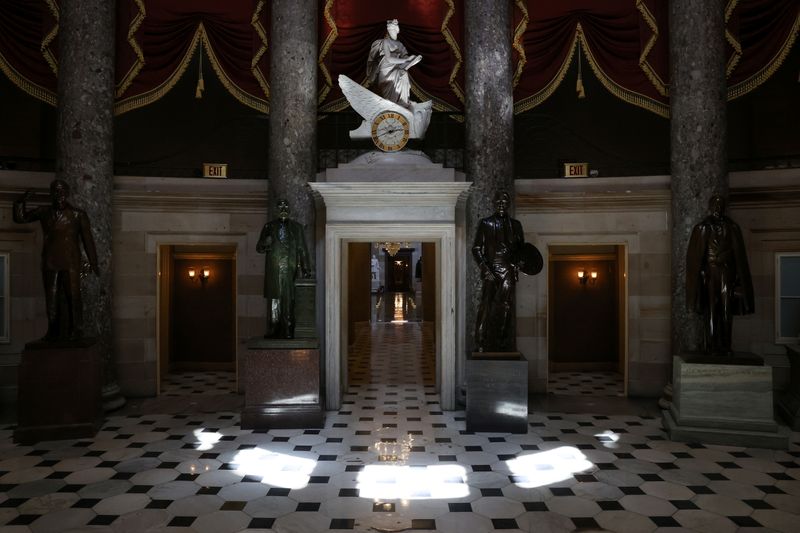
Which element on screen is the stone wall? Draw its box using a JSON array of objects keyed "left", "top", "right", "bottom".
[
  {"left": 0, "top": 169, "right": 796, "bottom": 420},
  {"left": 729, "top": 170, "right": 800, "bottom": 388},
  {"left": 112, "top": 176, "right": 268, "bottom": 396},
  {"left": 0, "top": 172, "right": 268, "bottom": 420},
  {"left": 514, "top": 169, "right": 800, "bottom": 397},
  {"left": 515, "top": 176, "right": 672, "bottom": 397}
]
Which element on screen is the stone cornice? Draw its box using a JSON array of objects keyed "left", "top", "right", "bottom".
[
  {"left": 515, "top": 176, "right": 670, "bottom": 213},
  {"left": 309, "top": 182, "right": 471, "bottom": 208}
]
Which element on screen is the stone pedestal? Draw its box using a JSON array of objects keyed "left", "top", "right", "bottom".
[
  {"left": 777, "top": 344, "right": 800, "bottom": 430},
  {"left": 662, "top": 355, "right": 790, "bottom": 449},
  {"left": 466, "top": 352, "right": 528, "bottom": 434},
  {"left": 14, "top": 340, "right": 103, "bottom": 444},
  {"left": 242, "top": 338, "right": 323, "bottom": 429}
]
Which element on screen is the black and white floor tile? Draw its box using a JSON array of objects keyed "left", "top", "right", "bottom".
[
  {"left": 1, "top": 324, "right": 799, "bottom": 532},
  {"left": 548, "top": 372, "right": 625, "bottom": 397},
  {"left": 161, "top": 371, "right": 237, "bottom": 396}
]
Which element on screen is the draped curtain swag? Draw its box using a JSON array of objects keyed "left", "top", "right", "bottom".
[{"left": 0, "top": 0, "right": 796, "bottom": 117}]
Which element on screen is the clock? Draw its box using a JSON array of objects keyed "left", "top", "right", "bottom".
[{"left": 371, "top": 111, "right": 410, "bottom": 152}]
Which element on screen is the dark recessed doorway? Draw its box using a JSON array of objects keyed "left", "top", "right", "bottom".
[{"left": 548, "top": 244, "right": 626, "bottom": 396}]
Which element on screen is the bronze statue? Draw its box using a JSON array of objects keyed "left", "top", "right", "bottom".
[
  {"left": 686, "top": 194, "right": 755, "bottom": 355},
  {"left": 257, "top": 199, "right": 311, "bottom": 339},
  {"left": 472, "top": 191, "right": 526, "bottom": 352},
  {"left": 13, "top": 180, "right": 98, "bottom": 341}
]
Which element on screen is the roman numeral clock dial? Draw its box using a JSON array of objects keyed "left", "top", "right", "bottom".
[{"left": 371, "top": 111, "right": 410, "bottom": 152}]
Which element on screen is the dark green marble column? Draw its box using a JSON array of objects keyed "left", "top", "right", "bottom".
[
  {"left": 56, "top": 0, "right": 123, "bottom": 410},
  {"left": 268, "top": 0, "right": 318, "bottom": 253},
  {"left": 464, "top": 0, "right": 514, "bottom": 358},
  {"left": 669, "top": 0, "right": 729, "bottom": 355}
]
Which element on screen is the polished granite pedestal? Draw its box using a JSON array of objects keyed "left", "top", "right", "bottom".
[
  {"left": 777, "top": 344, "right": 800, "bottom": 430},
  {"left": 466, "top": 352, "right": 528, "bottom": 434},
  {"left": 662, "top": 354, "right": 790, "bottom": 449},
  {"left": 14, "top": 339, "right": 103, "bottom": 444},
  {"left": 242, "top": 337, "right": 323, "bottom": 429}
]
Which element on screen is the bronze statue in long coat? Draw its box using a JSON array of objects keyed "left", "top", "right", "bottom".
[
  {"left": 472, "top": 191, "right": 525, "bottom": 352},
  {"left": 686, "top": 194, "right": 754, "bottom": 355},
  {"left": 257, "top": 200, "right": 310, "bottom": 339}
]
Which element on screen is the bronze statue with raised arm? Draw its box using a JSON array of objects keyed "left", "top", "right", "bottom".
[
  {"left": 13, "top": 179, "right": 99, "bottom": 341},
  {"left": 686, "top": 194, "right": 755, "bottom": 355},
  {"left": 472, "top": 191, "right": 526, "bottom": 352},
  {"left": 257, "top": 199, "right": 311, "bottom": 339}
]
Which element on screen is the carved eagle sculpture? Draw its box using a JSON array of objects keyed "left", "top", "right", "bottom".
[{"left": 338, "top": 74, "right": 421, "bottom": 139}]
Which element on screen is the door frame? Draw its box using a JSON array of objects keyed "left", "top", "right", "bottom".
[
  {"left": 545, "top": 243, "right": 629, "bottom": 395},
  {"left": 324, "top": 223, "right": 457, "bottom": 410}
]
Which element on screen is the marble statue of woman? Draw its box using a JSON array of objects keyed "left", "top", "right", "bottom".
[{"left": 366, "top": 19, "right": 422, "bottom": 109}]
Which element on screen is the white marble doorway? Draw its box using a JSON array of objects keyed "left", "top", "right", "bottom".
[{"left": 310, "top": 179, "right": 469, "bottom": 411}]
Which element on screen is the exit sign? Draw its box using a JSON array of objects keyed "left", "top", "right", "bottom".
[
  {"left": 203, "top": 163, "right": 228, "bottom": 178},
  {"left": 563, "top": 162, "right": 589, "bottom": 178}
]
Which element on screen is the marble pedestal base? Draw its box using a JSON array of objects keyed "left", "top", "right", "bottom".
[
  {"left": 466, "top": 353, "right": 528, "bottom": 434},
  {"left": 777, "top": 344, "right": 800, "bottom": 430},
  {"left": 14, "top": 340, "right": 103, "bottom": 444},
  {"left": 662, "top": 354, "right": 789, "bottom": 449},
  {"left": 242, "top": 338, "right": 323, "bottom": 429}
]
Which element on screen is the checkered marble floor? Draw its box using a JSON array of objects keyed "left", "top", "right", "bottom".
[
  {"left": 348, "top": 321, "right": 435, "bottom": 386},
  {"left": 1, "top": 324, "right": 799, "bottom": 532},
  {"left": 161, "top": 371, "right": 237, "bottom": 396},
  {"left": 549, "top": 372, "right": 625, "bottom": 397}
]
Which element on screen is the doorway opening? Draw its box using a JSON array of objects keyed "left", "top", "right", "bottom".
[
  {"left": 547, "top": 244, "right": 627, "bottom": 396},
  {"left": 346, "top": 242, "right": 437, "bottom": 387},
  {"left": 157, "top": 244, "right": 237, "bottom": 396}
]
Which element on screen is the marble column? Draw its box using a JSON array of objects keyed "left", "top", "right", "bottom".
[
  {"left": 464, "top": 1, "right": 514, "bottom": 360},
  {"left": 268, "top": 0, "right": 318, "bottom": 253},
  {"left": 669, "top": 1, "right": 728, "bottom": 355},
  {"left": 56, "top": 0, "right": 124, "bottom": 410}
]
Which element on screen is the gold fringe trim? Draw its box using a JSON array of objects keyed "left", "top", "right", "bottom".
[
  {"left": 576, "top": 24, "right": 669, "bottom": 117},
  {"left": 251, "top": 0, "right": 270, "bottom": 105},
  {"left": 41, "top": 0, "right": 59, "bottom": 76},
  {"left": 727, "top": 10, "right": 799, "bottom": 100},
  {"left": 513, "top": 27, "right": 579, "bottom": 114},
  {"left": 512, "top": 0, "right": 528, "bottom": 89},
  {"left": 441, "top": 0, "right": 464, "bottom": 104},
  {"left": 116, "top": 0, "right": 146, "bottom": 98},
  {"left": 0, "top": 50, "right": 56, "bottom": 106},
  {"left": 317, "top": 0, "right": 337, "bottom": 105},
  {"left": 198, "top": 25, "right": 268, "bottom": 113},
  {"left": 114, "top": 27, "right": 203, "bottom": 115},
  {"left": 724, "top": 0, "right": 742, "bottom": 76},
  {"left": 635, "top": 0, "right": 667, "bottom": 96}
]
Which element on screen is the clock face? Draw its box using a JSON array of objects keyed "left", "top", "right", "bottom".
[{"left": 371, "top": 111, "right": 410, "bottom": 152}]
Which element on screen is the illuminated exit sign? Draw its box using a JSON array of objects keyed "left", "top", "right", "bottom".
[
  {"left": 563, "top": 162, "right": 589, "bottom": 178},
  {"left": 203, "top": 163, "right": 228, "bottom": 178}
]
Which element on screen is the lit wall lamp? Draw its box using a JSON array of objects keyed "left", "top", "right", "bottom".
[
  {"left": 188, "top": 266, "right": 211, "bottom": 284},
  {"left": 577, "top": 268, "right": 599, "bottom": 286}
]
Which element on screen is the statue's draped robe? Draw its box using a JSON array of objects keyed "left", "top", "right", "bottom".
[{"left": 367, "top": 37, "right": 412, "bottom": 107}]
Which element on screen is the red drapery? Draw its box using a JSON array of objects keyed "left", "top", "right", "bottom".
[
  {"left": 0, "top": 0, "right": 796, "bottom": 117},
  {"left": 114, "top": 0, "right": 270, "bottom": 114}
]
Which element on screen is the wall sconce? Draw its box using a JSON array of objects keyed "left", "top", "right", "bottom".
[
  {"left": 577, "top": 268, "right": 598, "bottom": 286},
  {"left": 189, "top": 267, "right": 210, "bottom": 284}
]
